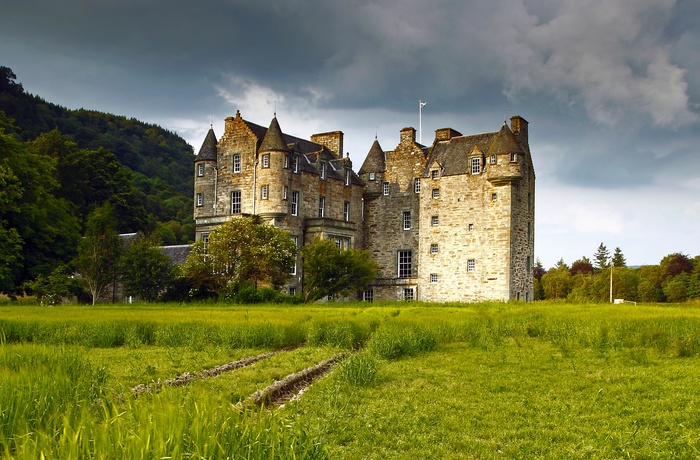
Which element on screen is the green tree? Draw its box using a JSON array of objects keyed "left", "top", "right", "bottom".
[
  {"left": 24, "top": 264, "right": 81, "bottom": 305},
  {"left": 75, "top": 203, "right": 122, "bottom": 304},
  {"left": 540, "top": 260, "right": 571, "bottom": 300},
  {"left": 663, "top": 273, "right": 690, "bottom": 303},
  {"left": 660, "top": 253, "right": 693, "bottom": 280},
  {"left": 121, "top": 235, "right": 174, "bottom": 302},
  {"left": 593, "top": 243, "right": 610, "bottom": 271},
  {"left": 181, "top": 217, "right": 296, "bottom": 296},
  {"left": 301, "top": 238, "right": 378, "bottom": 302},
  {"left": 612, "top": 247, "right": 627, "bottom": 267}
]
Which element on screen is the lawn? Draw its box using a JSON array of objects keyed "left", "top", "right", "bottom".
[{"left": 1, "top": 301, "right": 699, "bottom": 458}]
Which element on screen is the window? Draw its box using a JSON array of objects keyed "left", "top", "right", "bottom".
[
  {"left": 414, "top": 178, "right": 421, "bottom": 193},
  {"left": 430, "top": 243, "right": 438, "bottom": 254},
  {"left": 431, "top": 169, "right": 439, "bottom": 179},
  {"left": 491, "top": 193, "right": 497, "bottom": 201},
  {"left": 432, "top": 188, "right": 440, "bottom": 199},
  {"left": 369, "top": 172, "right": 376, "bottom": 181},
  {"left": 291, "top": 236, "right": 299, "bottom": 275},
  {"left": 403, "top": 211, "right": 411, "bottom": 230},
  {"left": 398, "top": 250, "right": 412, "bottom": 278},
  {"left": 527, "top": 256, "right": 532, "bottom": 274},
  {"left": 403, "top": 288, "right": 414, "bottom": 301},
  {"left": 233, "top": 154, "right": 241, "bottom": 173},
  {"left": 469, "top": 223, "right": 474, "bottom": 232},
  {"left": 262, "top": 154, "right": 270, "bottom": 168},
  {"left": 197, "top": 164, "right": 204, "bottom": 176},
  {"left": 231, "top": 190, "right": 241, "bottom": 214},
  {"left": 261, "top": 185, "right": 268, "bottom": 200},
  {"left": 363, "top": 289, "right": 373, "bottom": 302},
  {"left": 343, "top": 201, "right": 350, "bottom": 222},
  {"left": 430, "top": 273, "right": 438, "bottom": 283},
  {"left": 345, "top": 170, "right": 351, "bottom": 186},
  {"left": 510, "top": 152, "right": 517, "bottom": 162},
  {"left": 291, "top": 191, "right": 299, "bottom": 216},
  {"left": 289, "top": 286, "right": 297, "bottom": 296},
  {"left": 293, "top": 155, "right": 299, "bottom": 173},
  {"left": 471, "top": 157, "right": 481, "bottom": 174},
  {"left": 284, "top": 154, "right": 289, "bottom": 169},
  {"left": 283, "top": 185, "right": 288, "bottom": 200},
  {"left": 196, "top": 192, "right": 203, "bottom": 207},
  {"left": 490, "top": 154, "right": 496, "bottom": 165},
  {"left": 318, "top": 196, "right": 325, "bottom": 218},
  {"left": 383, "top": 181, "right": 390, "bottom": 196},
  {"left": 431, "top": 215, "right": 439, "bottom": 226},
  {"left": 320, "top": 161, "right": 326, "bottom": 179},
  {"left": 467, "top": 259, "right": 475, "bottom": 272}
]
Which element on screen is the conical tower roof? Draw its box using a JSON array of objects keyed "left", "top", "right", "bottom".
[
  {"left": 259, "top": 116, "right": 289, "bottom": 152},
  {"left": 359, "top": 138, "right": 386, "bottom": 174},
  {"left": 487, "top": 123, "right": 525, "bottom": 156},
  {"left": 195, "top": 127, "right": 217, "bottom": 162}
]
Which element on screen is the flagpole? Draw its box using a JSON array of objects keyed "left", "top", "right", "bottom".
[{"left": 419, "top": 100, "right": 426, "bottom": 144}]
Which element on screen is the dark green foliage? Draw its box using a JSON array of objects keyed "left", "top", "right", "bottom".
[
  {"left": 594, "top": 242, "right": 610, "bottom": 270},
  {"left": 301, "top": 238, "right": 378, "bottom": 302},
  {"left": 23, "top": 264, "right": 82, "bottom": 305},
  {"left": 120, "top": 235, "right": 175, "bottom": 302}
]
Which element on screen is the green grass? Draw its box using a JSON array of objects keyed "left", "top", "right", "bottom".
[{"left": 1, "top": 301, "right": 700, "bottom": 458}]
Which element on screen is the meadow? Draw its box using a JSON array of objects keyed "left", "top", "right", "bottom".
[{"left": 1, "top": 301, "right": 699, "bottom": 459}]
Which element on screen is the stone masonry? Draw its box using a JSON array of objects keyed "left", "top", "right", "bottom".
[{"left": 194, "top": 111, "right": 535, "bottom": 302}]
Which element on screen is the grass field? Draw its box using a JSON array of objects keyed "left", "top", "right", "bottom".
[{"left": 1, "top": 301, "right": 699, "bottom": 458}]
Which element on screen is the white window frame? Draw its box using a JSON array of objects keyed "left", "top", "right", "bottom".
[
  {"left": 414, "top": 178, "right": 421, "bottom": 193},
  {"left": 231, "top": 190, "right": 241, "bottom": 214},
  {"left": 284, "top": 154, "right": 289, "bottom": 169},
  {"left": 261, "top": 185, "right": 269, "bottom": 200},
  {"left": 431, "top": 215, "right": 439, "bottom": 226},
  {"left": 320, "top": 161, "right": 326, "bottom": 180},
  {"left": 432, "top": 188, "right": 440, "bottom": 199},
  {"left": 431, "top": 169, "right": 439, "bottom": 179},
  {"left": 398, "top": 250, "right": 412, "bottom": 278},
  {"left": 490, "top": 154, "right": 496, "bottom": 165},
  {"left": 291, "top": 191, "right": 299, "bottom": 216},
  {"left": 196, "top": 192, "right": 203, "bottom": 207},
  {"left": 430, "top": 243, "right": 438, "bottom": 254},
  {"left": 468, "top": 259, "right": 475, "bottom": 272},
  {"left": 363, "top": 289, "right": 373, "bottom": 302},
  {"left": 403, "top": 211, "right": 411, "bottom": 230},
  {"left": 262, "top": 154, "right": 270, "bottom": 168},
  {"left": 345, "top": 170, "right": 351, "bottom": 186},
  {"left": 383, "top": 181, "right": 390, "bottom": 196},
  {"left": 471, "top": 157, "right": 481, "bottom": 174},
  {"left": 403, "top": 288, "right": 414, "bottom": 301},
  {"left": 369, "top": 172, "right": 376, "bottom": 181},
  {"left": 293, "top": 155, "right": 299, "bottom": 173},
  {"left": 233, "top": 154, "right": 241, "bottom": 173},
  {"left": 318, "top": 196, "right": 325, "bottom": 218},
  {"left": 283, "top": 185, "right": 288, "bottom": 200},
  {"left": 197, "top": 164, "right": 204, "bottom": 176},
  {"left": 343, "top": 201, "right": 350, "bottom": 222},
  {"left": 430, "top": 273, "right": 438, "bottom": 283}
]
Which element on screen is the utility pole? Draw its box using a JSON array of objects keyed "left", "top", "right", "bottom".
[
  {"left": 419, "top": 100, "right": 427, "bottom": 144},
  {"left": 609, "top": 258, "right": 614, "bottom": 303}
]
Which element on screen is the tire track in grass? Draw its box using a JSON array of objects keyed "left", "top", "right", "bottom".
[
  {"left": 131, "top": 344, "right": 302, "bottom": 397},
  {"left": 242, "top": 353, "right": 345, "bottom": 409}
]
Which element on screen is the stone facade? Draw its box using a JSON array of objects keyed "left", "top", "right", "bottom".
[{"left": 194, "top": 111, "right": 535, "bottom": 302}]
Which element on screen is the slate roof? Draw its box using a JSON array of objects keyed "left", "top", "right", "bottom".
[
  {"left": 160, "top": 244, "right": 192, "bottom": 265},
  {"left": 195, "top": 128, "right": 218, "bottom": 162},
  {"left": 259, "top": 116, "right": 290, "bottom": 152},
  {"left": 424, "top": 123, "right": 524, "bottom": 177},
  {"left": 358, "top": 138, "right": 386, "bottom": 174}
]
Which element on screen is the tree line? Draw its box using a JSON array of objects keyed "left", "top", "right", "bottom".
[{"left": 534, "top": 243, "right": 700, "bottom": 302}]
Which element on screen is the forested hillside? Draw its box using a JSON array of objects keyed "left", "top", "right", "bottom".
[{"left": 0, "top": 66, "right": 194, "bottom": 296}]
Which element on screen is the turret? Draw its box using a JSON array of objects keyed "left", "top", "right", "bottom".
[
  {"left": 486, "top": 123, "right": 525, "bottom": 186},
  {"left": 256, "top": 116, "right": 290, "bottom": 219},
  {"left": 359, "top": 138, "right": 386, "bottom": 197},
  {"left": 194, "top": 127, "right": 218, "bottom": 219}
]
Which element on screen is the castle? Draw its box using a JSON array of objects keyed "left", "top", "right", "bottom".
[{"left": 194, "top": 110, "right": 535, "bottom": 302}]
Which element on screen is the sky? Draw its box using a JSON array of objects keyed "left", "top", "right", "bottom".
[{"left": 1, "top": 0, "right": 699, "bottom": 268}]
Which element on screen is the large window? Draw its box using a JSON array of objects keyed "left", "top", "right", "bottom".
[
  {"left": 231, "top": 190, "right": 241, "bottom": 214},
  {"left": 403, "top": 211, "right": 411, "bottom": 230},
  {"left": 233, "top": 154, "right": 241, "bottom": 173},
  {"left": 398, "top": 250, "right": 412, "bottom": 278},
  {"left": 471, "top": 157, "right": 481, "bottom": 174},
  {"left": 318, "top": 196, "right": 325, "bottom": 218},
  {"left": 291, "top": 191, "right": 299, "bottom": 216}
]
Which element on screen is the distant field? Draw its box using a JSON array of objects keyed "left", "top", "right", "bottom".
[{"left": 1, "top": 301, "right": 699, "bottom": 458}]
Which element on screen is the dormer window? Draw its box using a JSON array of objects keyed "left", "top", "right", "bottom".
[
  {"left": 471, "top": 157, "right": 481, "bottom": 174},
  {"left": 431, "top": 169, "right": 439, "bottom": 179},
  {"left": 490, "top": 155, "right": 496, "bottom": 165},
  {"left": 510, "top": 152, "right": 518, "bottom": 163}
]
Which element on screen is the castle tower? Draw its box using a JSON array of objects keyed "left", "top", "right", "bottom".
[
  {"left": 193, "top": 127, "right": 217, "bottom": 224},
  {"left": 256, "top": 116, "right": 291, "bottom": 221}
]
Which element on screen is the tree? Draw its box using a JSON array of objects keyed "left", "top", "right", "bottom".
[
  {"left": 24, "top": 264, "right": 81, "bottom": 305},
  {"left": 593, "top": 243, "right": 610, "bottom": 271},
  {"left": 120, "top": 235, "right": 174, "bottom": 302},
  {"left": 612, "top": 247, "right": 627, "bottom": 268},
  {"left": 75, "top": 203, "right": 122, "bottom": 304},
  {"left": 570, "top": 256, "right": 594, "bottom": 275},
  {"left": 540, "top": 260, "right": 571, "bottom": 300},
  {"left": 181, "top": 217, "right": 297, "bottom": 296},
  {"left": 663, "top": 273, "right": 690, "bottom": 303},
  {"left": 301, "top": 238, "right": 378, "bottom": 302},
  {"left": 659, "top": 253, "right": 693, "bottom": 280}
]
